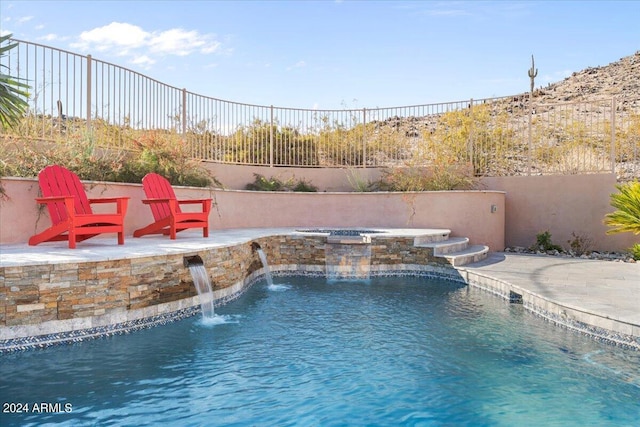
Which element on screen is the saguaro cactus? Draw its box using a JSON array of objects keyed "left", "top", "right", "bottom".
[{"left": 528, "top": 55, "right": 538, "bottom": 95}]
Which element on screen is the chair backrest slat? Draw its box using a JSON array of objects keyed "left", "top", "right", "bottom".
[
  {"left": 38, "top": 165, "right": 92, "bottom": 224},
  {"left": 142, "top": 173, "right": 181, "bottom": 221}
]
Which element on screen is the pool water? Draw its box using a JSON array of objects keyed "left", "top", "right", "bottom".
[{"left": 1, "top": 276, "right": 639, "bottom": 426}]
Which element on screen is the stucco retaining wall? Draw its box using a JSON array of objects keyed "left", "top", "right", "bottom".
[
  {"left": 0, "top": 178, "right": 505, "bottom": 250},
  {"left": 206, "top": 164, "right": 637, "bottom": 252},
  {"left": 1, "top": 171, "right": 634, "bottom": 252}
]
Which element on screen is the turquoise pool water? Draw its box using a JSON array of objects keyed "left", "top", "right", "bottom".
[{"left": 1, "top": 276, "right": 639, "bottom": 426}]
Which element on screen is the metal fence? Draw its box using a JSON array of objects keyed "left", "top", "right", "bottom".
[{"left": 2, "top": 38, "right": 639, "bottom": 178}]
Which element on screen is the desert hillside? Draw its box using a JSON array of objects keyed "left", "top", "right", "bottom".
[{"left": 533, "top": 51, "right": 640, "bottom": 105}]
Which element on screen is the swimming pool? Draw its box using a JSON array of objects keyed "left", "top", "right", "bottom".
[{"left": 1, "top": 275, "right": 638, "bottom": 426}]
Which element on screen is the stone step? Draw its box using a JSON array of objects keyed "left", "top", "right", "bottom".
[
  {"left": 412, "top": 230, "right": 451, "bottom": 245},
  {"left": 441, "top": 245, "right": 490, "bottom": 267},
  {"left": 416, "top": 236, "right": 469, "bottom": 255}
]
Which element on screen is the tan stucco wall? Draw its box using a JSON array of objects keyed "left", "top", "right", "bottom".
[
  {"left": 204, "top": 163, "right": 638, "bottom": 252},
  {"left": 0, "top": 178, "right": 505, "bottom": 250},
  {"left": 2, "top": 171, "right": 636, "bottom": 252},
  {"left": 212, "top": 190, "right": 505, "bottom": 250},
  {"left": 482, "top": 174, "right": 637, "bottom": 253}
]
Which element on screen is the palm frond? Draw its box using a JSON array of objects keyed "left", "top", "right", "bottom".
[
  {"left": 604, "top": 181, "right": 640, "bottom": 235},
  {"left": 0, "top": 34, "right": 31, "bottom": 129}
]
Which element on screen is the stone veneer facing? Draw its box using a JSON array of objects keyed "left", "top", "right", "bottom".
[
  {"left": 2, "top": 233, "right": 638, "bottom": 352},
  {"left": 0, "top": 234, "right": 452, "bottom": 352}
]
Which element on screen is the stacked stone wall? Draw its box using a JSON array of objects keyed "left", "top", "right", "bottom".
[{"left": 0, "top": 234, "right": 443, "bottom": 328}]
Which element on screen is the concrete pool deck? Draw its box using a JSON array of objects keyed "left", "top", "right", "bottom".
[
  {"left": 1, "top": 228, "right": 639, "bottom": 349},
  {"left": 459, "top": 252, "right": 640, "bottom": 347}
]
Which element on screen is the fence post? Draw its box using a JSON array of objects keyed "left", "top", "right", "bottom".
[
  {"left": 610, "top": 97, "right": 616, "bottom": 173},
  {"left": 270, "top": 105, "right": 274, "bottom": 167},
  {"left": 362, "top": 108, "right": 367, "bottom": 167},
  {"left": 468, "top": 99, "right": 474, "bottom": 172},
  {"left": 182, "top": 88, "right": 187, "bottom": 135},
  {"left": 527, "top": 92, "right": 533, "bottom": 176},
  {"left": 86, "top": 54, "right": 92, "bottom": 132}
]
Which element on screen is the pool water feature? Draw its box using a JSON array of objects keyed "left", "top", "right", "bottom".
[
  {"left": 184, "top": 257, "right": 215, "bottom": 319},
  {"left": 325, "top": 240, "right": 372, "bottom": 281},
  {"left": 255, "top": 248, "right": 275, "bottom": 288},
  {"left": 1, "top": 275, "right": 638, "bottom": 426}
]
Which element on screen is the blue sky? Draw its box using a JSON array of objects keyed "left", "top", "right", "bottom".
[{"left": 1, "top": 1, "right": 639, "bottom": 109}]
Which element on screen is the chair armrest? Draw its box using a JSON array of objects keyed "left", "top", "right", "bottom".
[
  {"left": 141, "top": 198, "right": 172, "bottom": 205},
  {"left": 176, "top": 199, "right": 212, "bottom": 205},
  {"left": 88, "top": 197, "right": 130, "bottom": 204},
  {"left": 35, "top": 196, "right": 75, "bottom": 204},
  {"left": 88, "top": 197, "right": 129, "bottom": 215}
]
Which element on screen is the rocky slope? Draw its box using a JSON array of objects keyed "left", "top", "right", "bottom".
[{"left": 533, "top": 51, "right": 640, "bottom": 105}]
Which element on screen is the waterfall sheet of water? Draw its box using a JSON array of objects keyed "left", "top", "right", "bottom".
[
  {"left": 187, "top": 264, "right": 215, "bottom": 319},
  {"left": 325, "top": 243, "right": 372, "bottom": 282},
  {"left": 256, "top": 248, "right": 274, "bottom": 287}
]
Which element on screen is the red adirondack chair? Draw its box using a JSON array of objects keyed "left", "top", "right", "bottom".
[
  {"left": 28, "top": 165, "right": 129, "bottom": 249},
  {"left": 133, "top": 173, "right": 212, "bottom": 239}
]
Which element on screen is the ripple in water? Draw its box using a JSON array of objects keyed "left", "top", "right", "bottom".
[
  {"left": 268, "top": 283, "right": 292, "bottom": 291},
  {"left": 196, "top": 314, "right": 240, "bottom": 327}
]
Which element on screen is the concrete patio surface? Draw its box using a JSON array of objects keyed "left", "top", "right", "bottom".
[{"left": 460, "top": 252, "right": 640, "bottom": 346}]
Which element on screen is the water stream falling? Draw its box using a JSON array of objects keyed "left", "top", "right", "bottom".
[
  {"left": 185, "top": 260, "right": 215, "bottom": 319},
  {"left": 256, "top": 248, "right": 274, "bottom": 288},
  {"left": 325, "top": 242, "right": 372, "bottom": 282}
]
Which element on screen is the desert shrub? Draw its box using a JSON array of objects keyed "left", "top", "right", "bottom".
[
  {"left": 245, "top": 173, "right": 317, "bottom": 192},
  {"left": 614, "top": 112, "right": 640, "bottom": 163},
  {"left": 290, "top": 178, "right": 318, "bottom": 192},
  {"left": 421, "top": 103, "right": 517, "bottom": 176},
  {"left": 346, "top": 168, "right": 374, "bottom": 192},
  {"left": 530, "top": 230, "right": 563, "bottom": 252},
  {"left": 0, "top": 130, "right": 216, "bottom": 187},
  {"left": 629, "top": 243, "right": 640, "bottom": 261},
  {"left": 245, "top": 174, "right": 285, "bottom": 191},
  {"left": 223, "top": 119, "right": 319, "bottom": 166},
  {"left": 567, "top": 232, "right": 593, "bottom": 256},
  {"left": 377, "top": 161, "right": 477, "bottom": 191},
  {"left": 0, "top": 134, "right": 127, "bottom": 182}
]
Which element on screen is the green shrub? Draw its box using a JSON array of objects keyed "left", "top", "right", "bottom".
[
  {"left": 629, "top": 243, "right": 640, "bottom": 261},
  {"left": 245, "top": 174, "right": 285, "bottom": 191},
  {"left": 245, "top": 173, "right": 317, "bottom": 192},
  {"left": 530, "top": 230, "right": 563, "bottom": 252},
  {"left": 291, "top": 178, "right": 318, "bottom": 192}
]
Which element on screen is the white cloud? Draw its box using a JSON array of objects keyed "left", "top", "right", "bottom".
[
  {"left": 131, "top": 54, "right": 155, "bottom": 69},
  {"left": 16, "top": 15, "right": 33, "bottom": 24},
  {"left": 72, "top": 22, "right": 148, "bottom": 52},
  {"left": 148, "top": 28, "right": 218, "bottom": 56},
  {"left": 68, "top": 22, "right": 222, "bottom": 67}
]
